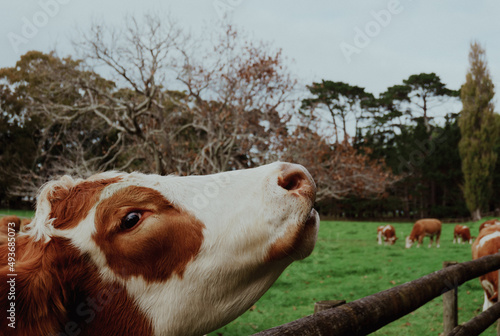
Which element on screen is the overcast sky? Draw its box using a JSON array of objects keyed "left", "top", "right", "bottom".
[{"left": 1, "top": 0, "right": 499, "bottom": 98}]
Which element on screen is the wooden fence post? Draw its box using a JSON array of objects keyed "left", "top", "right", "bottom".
[
  {"left": 443, "top": 261, "right": 458, "bottom": 335},
  {"left": 314, "top": 300, "right": 346, "bottom": 314}
]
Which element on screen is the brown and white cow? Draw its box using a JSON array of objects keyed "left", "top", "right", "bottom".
[
  {"left": 479, "top": 219, "right": 500, "bottom": 232},
  {"left": 472, "top": 225, "right": 500, "bottom": 310},
  {"left": 0, "top": 162, "right": 319, "bottom": 336},
  {"left": 377, "top": 224, "right": 397, "bottom": 245},
  {"left": 453, "top": 224, "right": 473, "bottom": 244},
  {"left": 405, "top": 218, "right": 442, "bottom": 248}
]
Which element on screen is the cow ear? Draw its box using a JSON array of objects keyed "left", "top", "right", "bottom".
[{"left": 26, "top": 175, "right": 80, "bottom": 243}]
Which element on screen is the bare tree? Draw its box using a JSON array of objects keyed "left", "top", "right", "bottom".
[
  {"left": 74, "top": 14, "right": 189, "bottom": 175},
  {"left": 176, "top": 24, "right": 296, "bottom": 174}
]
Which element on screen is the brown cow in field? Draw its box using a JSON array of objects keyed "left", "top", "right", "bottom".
[
  {"left": 453, "top": 224, "right": 473, "bottom": 244},
  {"left": 479, "top": 219, "right": 500, "bottom": 232},
  {"left": 405, "top": 218, "right": 441, "bottom": 248},
  {"left": 472, "top": 225, "right": 500, "bottom": 310},
  {"left": 377, "top": 225, "right": 397, "bottom": 245}
]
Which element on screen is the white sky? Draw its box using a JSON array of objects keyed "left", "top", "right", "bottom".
[{"left": 1, "top": 0, "right": 499, "bottom": 98}]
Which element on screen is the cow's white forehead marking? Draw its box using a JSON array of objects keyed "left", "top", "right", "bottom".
[
  {"left": 53, "top": 207, "right": 110, "bottom": 269},
  {"left": 478, "top": 231, "right": 500, "bottom": 249}
]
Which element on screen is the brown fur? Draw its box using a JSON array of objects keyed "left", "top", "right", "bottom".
[
  {"left": 0, "top": 235, "right": 153, "bottom": 335},
  {"left": 0, "top": 215, "right": 21, "bottom": 245},
  {"left": 454, "top": 224, "right": 472, "bottom": 243},
  {"left": 408, "top": 218, "right": 441, "bottom": 247},
  {"left": 48, "top": 177, "right": 121, "bottom": 230},
  {"left": 93, "top": 186, "right": 205, "bottom": 282},
  {"left": 0, "top": 179, "right": 159, "bottom": 335},
  {"left": 377, "top": 225, "right": 397, "bottom": 245},
  {"left": 472, "top": 225, "right": 500, "bottom": 304},
  {"left": 479, "top": 219, "right": 500, "bottom": 232}
]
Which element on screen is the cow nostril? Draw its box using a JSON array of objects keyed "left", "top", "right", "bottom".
[
  {"left": 277, "top": 163, "right": 317, "bottom": 202},
  {"left": 279, "top": 171, "right": 304, "bottom": 191}
]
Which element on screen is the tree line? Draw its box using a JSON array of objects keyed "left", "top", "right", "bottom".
[{"left": 0, "top": 16, "right": 497, "bottom": 220}]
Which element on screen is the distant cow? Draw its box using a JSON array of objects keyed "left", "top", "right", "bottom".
[
  {"left": 472, "top": 225, "right": 500, "bottom": 310},
  {"left": 479, "top": 219, "right": 500, "bottom": 232},
  {"left": 453, "top": 224, "right": 473, "bottom": 244},
  {"left": 405, "top": 218, "right": 442, "bottom": 248},
  {"left": 377, "top": 225, "right": 397, "bottom": 245}
]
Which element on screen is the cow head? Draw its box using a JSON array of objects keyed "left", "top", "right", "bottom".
[
  {"left": 17, "top": 162, "right": 319, "bottom": 335},
  {"left": 405, "top": 236, "right": 414, "bottom": 249}
]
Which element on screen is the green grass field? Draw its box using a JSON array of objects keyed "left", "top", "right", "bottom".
[
  {"left": 0, "top": 209, "right": 34, "bottom": 219},
  {"left": 210, "top": 219, "right": 497, "bottom": 336},
  {"left": 2, "top": 209, "right": 495, "bottom": 335}
]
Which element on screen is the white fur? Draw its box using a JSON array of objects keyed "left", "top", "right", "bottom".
[
  {"left": 127, "top": 162, "right": 318, "bottom": 335},
  {"left": 482, "top": 286, "right": 494, "bottom": 311},
  {"left": 478, "top": 231, "right": 500, "bottom": 249},
  {"left": 22, "top": 176, "right": 86, "bottom": 242},
  {"left": 405, "top": 236, "right": 413, "bottom": 248}
]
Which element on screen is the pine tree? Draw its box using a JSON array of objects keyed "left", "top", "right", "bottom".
[{"left": 458, "top": 41, "right": 498, "bottom": 220}]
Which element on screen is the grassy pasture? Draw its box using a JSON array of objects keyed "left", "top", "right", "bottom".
[
  {"left": 1, "top": 209, "right": 495, "bottom": 335},
  {"left": 0, "top": 208, "right": 34, "bottom": 219},
  {"left": 211, "top": 219, "right": 497, "bottom": 336}
]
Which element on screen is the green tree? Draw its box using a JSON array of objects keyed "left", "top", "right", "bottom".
[
  {"left": 301, "top": 80, "right": 374, "bottom": 142},
  {"left": 403, "top": 73, "right": 459, "bottom": 132},
  {"left": 0, "top": 51, "right": 124, "bottom": 196},
  {"left": 0, "top": 84, "right": 38, "bottom": 206},
  {"left": 459, "top": 41, "right": 498, "bottom": 220},
  {"left": 359, "top": 73, "right": 463, "bottom": 219},
  {"left": 370, "top": 73, "right": 458, "bottom": 135}
]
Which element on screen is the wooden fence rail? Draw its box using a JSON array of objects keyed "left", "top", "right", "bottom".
[{"left": 252, "top": 253, "right": 500, "bottom": 336}]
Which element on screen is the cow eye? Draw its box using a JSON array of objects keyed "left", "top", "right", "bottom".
[{"left": 121, "top": 212, "right": 142, "bottom": 230}]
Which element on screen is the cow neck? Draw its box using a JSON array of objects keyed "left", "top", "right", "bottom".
[{"left": 0, "top": 235, "right": 154, "bottom": 335}]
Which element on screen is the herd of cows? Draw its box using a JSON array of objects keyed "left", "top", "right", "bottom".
[{"left": 377, "top": 217, "right": 500, "bottom": 310}]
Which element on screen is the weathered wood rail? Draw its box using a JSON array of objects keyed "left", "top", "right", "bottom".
[{"left": 252, "top": 253, "right": 500, "bottom": 336}]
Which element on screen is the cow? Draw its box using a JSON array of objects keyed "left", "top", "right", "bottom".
[
  {"left": 0, "top": 162, "right": 319, "bottom": 336},
  {"left": 405, "top": 218, "right": 442, "bottom": 248},
  {"left": 377, "top": 224, "right": 397, "bottom": 245},
  {"left": 479, "top": 219, "right": 500, "bottom": 232},
  {"left": 472, "top": 225, "right": 500, "bottom": 310},
  {"left": 453, "top": 224, "right": 473, "bottom": 244}
]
